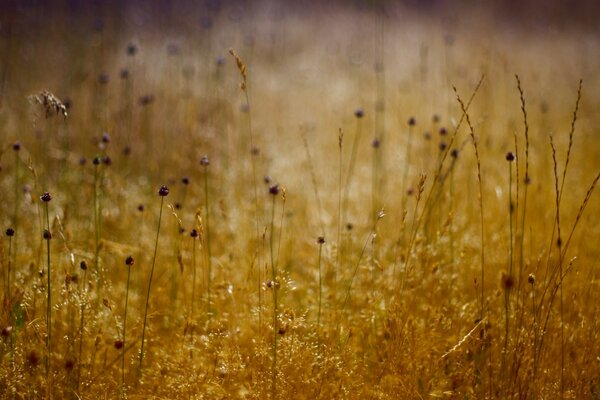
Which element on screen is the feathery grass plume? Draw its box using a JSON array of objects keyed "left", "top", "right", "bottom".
[
  {"left": 515, "top": 75, "right": 530, "bottom": 287},
  {"left": 138, "top": 186, "right": 169, "bottom": 382},
  {"left": 28, "top": 91, "right": 68, "bottom": 120}
]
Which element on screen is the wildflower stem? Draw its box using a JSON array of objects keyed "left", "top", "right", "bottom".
[{"left": 138, "top": 194, "right": 165, "bottom": 382}]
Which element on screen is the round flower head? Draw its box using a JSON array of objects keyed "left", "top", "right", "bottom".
[
  {"left": 158, "top": 186, "right": 169, "bottom": 197},
  {"left": 80, "top": 261, "right": 88, "bottom": 271},
  {"left": 182, "top": 176, "right": 190, "bottom": 185},
  {"left": 354, "top": 108, "right": 364, "bottom": 119},
  {"left": 200, "top": 156, "right": 210, "bottom": 166},
  {"left": 6, "top": 228, "right": 15, "bottom": 237},
  {"left": 450, "top": 149, "right": 459, "bottom": 158},
  {"left": 506, "top": 152, "right": 515, "bottom": 162},
  {"left": 43, "top": 229, "right": 52, "bottom": 240},
  {"left": 125, "top": 256, "right": 134, "bottom": 266},
  {"left": 40, "top": 192, "right": 52, "bottom": 202},
  {"left": 93, "top": 156, "right": 101, "bottom": 165},
  {"left": 408, "top": 117, "right": 416, "bottom": 126},
  {"left": 190, "top": 229, "right": 198, "bottom": 238},
  {"left": 13, "top": 142, "right": 21, "bottom": 151},
  {"left": 269, "top": 184, "right": 280, "bottom": 196},
  {"left": 317, "top": 236, "right": 325, "bottom": 244}
]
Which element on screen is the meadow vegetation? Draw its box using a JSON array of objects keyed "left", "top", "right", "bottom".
[{"left": 0, "top": 1, "right": 599, "bottom": 399}]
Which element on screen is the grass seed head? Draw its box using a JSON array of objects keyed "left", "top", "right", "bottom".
[
  {"left": 5, "top": 228, "right": 15, "bottom": 237},
  {"left": 125, "top": 256, "right": 134, "bottom": 266},
  {"left": 506, "top": 152, "right": 515, "bottom": 162},
  {"left": 12, "top": 141, "right": 21, "bottom": 151}
]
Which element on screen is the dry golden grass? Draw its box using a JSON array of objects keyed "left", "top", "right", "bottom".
[{"left": 0, "top": 2, "right": 599, "bottom": 399}]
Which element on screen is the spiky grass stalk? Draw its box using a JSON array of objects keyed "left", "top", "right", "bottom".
[
  {"left": 229, "top": 48, "right": 262, "bottom": 335},
  {"left": 515, "top": 75, "right": 529, "bottom": 289},
  {"left": 300, "top": 128, "right": 325, "bottom": 234},
  {"left": 453, "top": 86, "right": 488, "bottom": 397},
  {"left": 138, "top": 186, "right": 169, "bottom": 382},
  {"left": 121, "top": 256, "right": 134, "bottom": 397},
  {"left": 334, "top": 129, "right": 343, "bottom": 331}
]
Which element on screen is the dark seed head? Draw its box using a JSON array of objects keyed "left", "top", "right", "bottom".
[
  {"left": 27, "top": 350, "right": 39, "bottom": 367},
  {"left": 450, "top": 149, "right": 459, "bottom": 158},
  {"left": 139, "top": 94, "right": 155, "bottom": 106},
  {"left": 101, "top": 133, "right": 111, "bottom": 143},
  {"left": 40, "top": 192, "right": 52, "bottom": 202},
  {"left": 12, "top": 141, "right": 21, "bottom": 151},
  {"left": 102, "top": 156, "right": 112, "bottom": 166},
  {"left": 5, "top": 228, "right": 15, "bottom": 237},
  {"left": 80, "top": 261, "right": 88, "bottom": 271},
  {"left": 439, "top": 142, "right": 447, "bottom": 151},
  {"left": 43, "top": 229, "right": 52, "bottom": 240},
  {"left": 502, "top": 273, "right": 514, "bottom": 290},
  {"left": 125, "top": 256, "right": 134, "bottom": 266},
  {"left": 158, "top": 186, "right": 169, "bottom": 197},
  {"left": 175, "top": 202, "right": 182, "bottom": 210},
  {"left": 179, "top": 227, "right": 186, "bottom": 234},
  {"left": 251, "top": 146, "right": 260, "bottom": 156},
  {"left": 346, "top": 223, "right": 353, "bottom": 231},
  {"left": 1, "top": 326, "right": 12, "bottom": 338},
  {"left": 528, "top": 274, "right": 535, "bottom": 285},
  {"left": 438, "top": 127, "right": 447, "bottom": 136},
  {"left": 432, "top": 114, "right": 441, "bottom": 123},
  {"left": 137, "top": 204, "right": 145, "bottom": 212},
  {"left": 120, "top": 68, "right": 129, "bottom": 80},
  {"left": 190, "top": 229, "right": 198, "bottom": 238},
  {"left": 269, "top": 184, "right": 280, "bottom": 196},
  {"left": 200, "top": 155, "right": 210, "bottom": 166},
  {"left": 408, "top": 117, "right": 416, "bottom": 126},
  {"left": 126, "top": 43, "right": 137, "bottom": 56},
  {"left": 64, "top": 358, "right": 75, "bottom": 371},
  {"left": 557, "top": 237, "right": 562, "bottom": 247},
  {"left": 264, "top": 175, "right": 272, "bottom": 184},
  {"left": 93, "top": 156, "right": 101, "bottom": 166},
  {"left": 354, "top": 108, "right": 364, "bottom": 119},
  {"left": 114, "top": 340, "right": 124, "bottom": 350},
  {"left": 505, "top": 152, "right": 515, "bottom": 162},
  {"left": 182, "top": 176, "right": 190, "bottom": 185},
  {"left": 317, "top": 236, "right": 325, "bottom": 244},
  {"left": 372, "top": 138, "right": 381, "bottom": 148},
  {"left": 79, "top": 157, "right": 87, "bottom": 166}
]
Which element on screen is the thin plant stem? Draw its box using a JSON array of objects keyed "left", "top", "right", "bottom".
[
  {"left": 121, "top": 262, "right": 132, "bottom": 397},
  {"left": 138, "top": 194, "right": 166, "bottom": 382},
  {"left": 269, "top": 194, "right": 278, "bottom": 400}
]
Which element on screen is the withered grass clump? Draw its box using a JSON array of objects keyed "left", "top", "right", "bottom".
[{"left": 0, "top": 3, "right": 599, "bottom": 400}]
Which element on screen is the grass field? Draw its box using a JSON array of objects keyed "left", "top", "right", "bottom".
[{"left": 1, "top": 1, "right": 599, "bottom": 398}]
